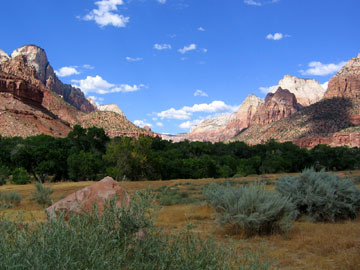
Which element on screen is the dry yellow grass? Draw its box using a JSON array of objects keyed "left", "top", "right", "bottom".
[{"left": 1, "top": 170, "right": 360, "bottom": 270}]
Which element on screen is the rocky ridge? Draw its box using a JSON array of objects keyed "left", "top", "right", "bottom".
[
  {"left": 98, "top": 104, "right": 125, "bottom": 116},
  {"left": 324, "top": 53, "right": 360, "bottom": 100},
  {"left": 0, "top": 45, "right": 158, "bottom": 139},
  {"left": 9, "top": 45, "right": 95, "bottom": 112},
  {"left": 0, "top": 72, "right": 71, "bottom": 137},
  {"left": 272, "top": 75, "right": 326, "bottom": 106},
  {"left": 251, "top": 88, "right": 302, "bottom": 126},
  {"left": 230, "top": 53, "right": 360, "bottom": 148}
]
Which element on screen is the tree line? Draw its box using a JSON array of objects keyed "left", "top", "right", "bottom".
[{"left": 0, "top": 125, "right": 359, "bottom": 183}]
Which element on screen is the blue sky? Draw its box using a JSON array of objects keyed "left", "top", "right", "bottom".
[{"left": 1, "top": 0, "right": 359, "bottom": 134}]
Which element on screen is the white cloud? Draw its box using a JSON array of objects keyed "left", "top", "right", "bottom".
[
  {"left": 83, "top": 0, "right": 129, "bottom": 28},
  {"left": 266, "top": 33, "right": 284, "bottom": 40},
  {"left": 178, "top": 44, "right": 197, "bottom": 54},
  {"left": 300, "top": 61, "right": 346, "bottom": 76},
  {"left": 134, "top": 120, "right": 152, "bottom": 128},
  {"left": 157, "top": 0, "right": 166, "bottom": 3},
  {"left": 244, "top": 0, "right": 280, "bottom": 6},
  {"left": 55, "top": 66, "right": 80, "bottom": 77},
  {"left": 126, "top": 56, "right": 143, "bottom": 62},
  {"left": 72, "top": 75, "right": 145, "bottom": 94},
  {"left": 259, "top": 85, "right": 277, "bottom": 94},
  {"left": 201, "top": 48, "right": 208, "bottom": 53},
  {"left": 156, "top": 122, "right": 164, "bottom": 127},
  {"left": 198, "top": 27, "right": 205, "bottom": 31},
  {"left": 154, "top": 44, "right": 172, "bottom": 50},
  {"left": 179, "top": 119, "right": 203, "bottom": 129},
  {"left": 157, "top": 101, "right": 239, "bottom": 120},
  {"left": 244, "top": 0, "right": 262, "bottom": 6},
  {"left": 194, "top": 90, "right": 208, "bottom": 97},
  {"left": 158, "top": 108, "right": 192, "bottom": 120},
  {"left": 321, "top": 81, "right": 329, "bottom": 90},
  {"left": 83, "top": 64, "right": 94, "bottom": 70}
]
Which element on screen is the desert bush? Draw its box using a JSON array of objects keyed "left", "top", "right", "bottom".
[
  {"left": 31, "top": 182, "right": 54, "bottom": 207},
  {"left": 0, "top": 191, "right": 22, "bottom": 209},
  {"left": 203, "top": 183, "right": 297, "bottom": 236},
  {"left": 276, "top": 168, "right": 360, "bottom": 222},
  {"left": 11, "top": 167, "right": 31, "bottom": 185},
  {"left": 0, "top": 190, "right": 272, "bottom": 270},
  {"left": 0, "top": 165, "right": 10, "bottom": 186},
  {"left": 155, "top": 186, "right": 199, "bottom": 206}
]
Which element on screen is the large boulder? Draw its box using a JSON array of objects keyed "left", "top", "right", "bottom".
[{"left": 46, "top": 177, "right": 130, "bottom": 219}]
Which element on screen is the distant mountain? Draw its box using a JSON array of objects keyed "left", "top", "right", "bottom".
[
  {"left": 184, "top": 58, "right": 360, "bottom": 148},
  {"left": 0, "top": 45, "right": 158, "bottom": 139},
  {"left": 230, "top": 53, "right": 360, "bottom": 148}
]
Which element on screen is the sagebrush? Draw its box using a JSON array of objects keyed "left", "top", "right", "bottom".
[
  {"left": 276, "top": 168, "right": 360, "bottom": 222},
  {"left": 203, "top": 183, "right": 297, "bottom": 236},
  {"left": 0, "top": 191, "right": 22, "bottom": 209},
  {"left": 0, "top": 190, "right": 272, "bottom": 270},
  {"left": 31, "top": 182, "right": 54, "bottom": 207}
]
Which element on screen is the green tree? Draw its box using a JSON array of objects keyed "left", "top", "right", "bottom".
[{"left": 11, "top": 168, "right": 31, "bottom": 185}]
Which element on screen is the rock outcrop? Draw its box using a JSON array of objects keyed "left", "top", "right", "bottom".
[
  {"left": 98, "top": 104, "right": 125, "bottom": 116},
  {"left": 9, "top": 45, "right": 95, "bottom": 112},
  {"left": 46, "top": 177, "right": 131, "bottom": 219},
  {"left": 0, "top": 49, "right": 10, "bottom": 64},
  {"left": 273, "top": 75, "right": 326, "bottom": 106},
  {"left": 223, "top": 94, "right": 263, "bottom": 138},
  {"left": 324, "top": 53, "right": 360, "bottom": 100},
  {"left": 251, "top": 88, "right": 302, "bottom": 126},
  {"left": 0, "top": 71, "right": 43, "bottom": 107}
]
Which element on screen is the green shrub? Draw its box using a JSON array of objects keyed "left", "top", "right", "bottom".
[
  {"left": 155, "top": 186, "right": 198, "bottom": 206},
  {"left": 0, "top": 192, "right": 22, "bottom": 208},
  {"left": 31, "top": 182, "right": 54, "bottom": 207},
  {"left": 0, "top": 190, "right": 273, "bottom": 270},
  {"left": 203, "top": 183, "right": 297, "bottom": 236},
  {"left": 0, "top": 166, "right": 10, "bottom": 186},
  {"left": 276, "top": 168, "right": 360, "bottom": 222},
  {"left": 11, "top": 168, "right": 31, "bottom": 185}
]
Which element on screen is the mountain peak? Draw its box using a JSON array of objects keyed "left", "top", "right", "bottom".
[
  {"left": 98, "top": 104, "right": 125, "bottom": 116},
  {"left": 272, "top": 75, "right": 326, "bottom": 106}
]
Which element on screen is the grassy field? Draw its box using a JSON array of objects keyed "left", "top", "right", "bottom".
[{"left": 1, "top": 171, "right": 360, "bottom": 270}]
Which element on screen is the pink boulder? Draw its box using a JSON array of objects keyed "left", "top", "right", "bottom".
[{"left": 46, "top": 176, "right": 130, "bottom": 219}]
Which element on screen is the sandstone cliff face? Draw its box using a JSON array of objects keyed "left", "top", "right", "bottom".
[
  {"left": 185, "top": 114, "right": 233, "bottom": 142},
  {"left": 273, "top": 75, "right": 326, "bottom": 106},
  {"left": 9, "top": 45, "right": 95, "bottom": 112},
  {"left": 0, "top": 72, "right": 43, "bottom": 107},
  {"left": 251, "top": 88, "right": 302, "bottom": 126},
  {"left": 98, "top": 104, "right": 125, "bottom": 116},
  {"left": 223, "top": 94, "right": 263, "bottom": 138},
  {"left": 0, "top": 91, "right": 71, "bottom": 138},
  {"left": 0, "top": 45, "right": 158, "bottom": 139},
  {"left": 0, "top": 55, "right": 83, "bottom": 125},
  {"left": 324, "top": 53, "right": 360, "bottom": 100}
]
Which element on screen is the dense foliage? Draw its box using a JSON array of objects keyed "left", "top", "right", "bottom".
[
  {"left": 203, "top": 183, "right": 297, "bottom": 236},
  {"left": 1, "top": 126, "right": 360, "bottom": 182},
  {"left": 0, "top": 192, "right": 272, "bottom": 270},
  {"left": 276, "top": 168, "right": 360, "bottom": 222}
]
